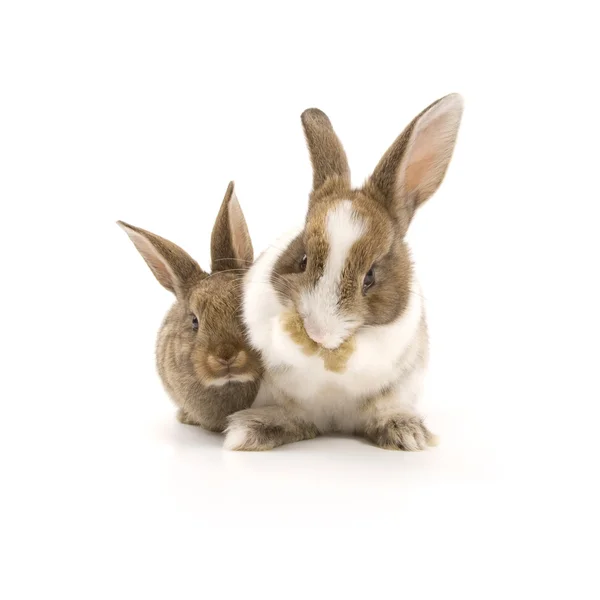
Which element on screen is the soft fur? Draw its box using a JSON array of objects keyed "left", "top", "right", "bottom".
[
  {"left": 118, "top": 182, "right": 262, "bottom": 432},
  {"left": 226, "top": 94, "right": 464, "bottom": 451}
]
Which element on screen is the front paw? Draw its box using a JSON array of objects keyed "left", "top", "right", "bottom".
[
  {"left": 177, "top": 408, "right": 198, "bottom": 426},
  {"left": 367, "top": 415, "right": 437, "bottom": 451},
  {"left": 224, "top": 410, "right": 284, "bottom": 451},
  {"left": 224, "top": 407, "right": 318, "bottom": 451}
]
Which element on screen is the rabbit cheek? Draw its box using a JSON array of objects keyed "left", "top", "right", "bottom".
[
  {"left": 269, "top": 234, "right": 305, "bottom": 307},
  {"left": 281, "top": 311, "right": 320, "bottom": 357},
  {"left": 190, "top": 346, "right": 212, "bottom": 383}
]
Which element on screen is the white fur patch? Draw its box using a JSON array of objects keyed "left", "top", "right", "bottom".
[
  {"left": 299, "top": 201, "right": 366, "bottom": 349},
  {"left": 243, "top": 227, "right": 303, "bottom": 354},
  {"left": 207, "top": 374, "right": 256, "bottom": 388},
  {"left": 223, "top": 423, "right": 250, "bottom": 450}
]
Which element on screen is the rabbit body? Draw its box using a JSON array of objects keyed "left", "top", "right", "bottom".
[{"left": 226, "top": 95, "right": 464, "bottom": 451}]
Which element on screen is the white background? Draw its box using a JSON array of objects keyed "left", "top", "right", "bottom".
[{"left": 1, "top": 1, "right": 599, "bottom": 598}]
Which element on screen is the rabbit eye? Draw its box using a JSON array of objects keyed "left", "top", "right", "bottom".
[
  {"left": 363, "top": 267, "right": 375, "bottom": 294},
  {"left": 191, "top": 315, "right": 199, "bottom": 332},
  {"left": 299, "top": 254, "right": 307, "bottom": 272}
]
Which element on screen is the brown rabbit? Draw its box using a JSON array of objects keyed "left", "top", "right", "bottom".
[{"left": 118, "top": 182, "right": 262, "bottom": 432}]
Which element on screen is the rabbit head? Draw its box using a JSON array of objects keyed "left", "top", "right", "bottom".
[{"left": 264, "top": 94, "right": 464, "bottom": 352}]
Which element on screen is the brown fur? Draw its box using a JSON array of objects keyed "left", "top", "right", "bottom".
[
  {"left": 301, "top": 109, "right": 350, "bottom": 191},
  {"left": 210, "top": 181, "right": 253, "bottom": 272},
  {"left": 118, "top": 182, "right": 262, "bottom": 432}
]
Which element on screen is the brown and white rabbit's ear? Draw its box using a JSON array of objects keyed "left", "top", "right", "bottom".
[
  {"left": 367, "top": 93, "right": 464, "bottom": 231},
  {"left": 301, "top": 108, "right": 351, "bottom": 194},
  {"left": 117, "top": 221, "right": 205, "bottom": 296},
  {"left": 210, "top": 181, "right": 253, "bottom": 272}
]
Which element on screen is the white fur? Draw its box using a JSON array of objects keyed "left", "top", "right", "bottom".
[
  {"left": 299, "top": 201, "right": 366, "bottom": 349},
  {"left": 243, "top": 226, "right": 303, "bottom": 354},
  {"left": 207, "top": 374, "right": 256, "bottom": 388},
  {"left": 223, "top": 423, "right": 250, "bottom": 450},
  {"left": 243, "top": 223, "right": 426, "bottom": 434}
]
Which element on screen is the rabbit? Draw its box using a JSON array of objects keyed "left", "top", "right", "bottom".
[
  {"left": 225, "top": 94, "right": 464, "bottom": 451},
  {"left": 118, "top": 182, "right": 262, "bottom": 432}
]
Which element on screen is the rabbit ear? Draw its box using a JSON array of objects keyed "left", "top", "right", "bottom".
[
  {"left": 367, "top": 93, "right": 463, "bottom": 231},
  {"left": 210, "top": 181, "right": 254, "bottom": 272},
  {"left": 117, "top": 221, "right": 205, "bottom": 295},
  {"left": 301, "top": 108, "right": 351, "bottom": 193}
]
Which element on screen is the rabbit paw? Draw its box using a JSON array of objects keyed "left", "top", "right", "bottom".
[
  {"left": 224, "top": 407, "right": 318, "bottom": 451},
  {"left": 224, "top": 420, "right": 281, "bottom": 451},
  {"left": 367, "top": 415, "right": 437, "bottom": 451},
  {"left": 176, "top": 409, "right": 200, "bottom": 426}
]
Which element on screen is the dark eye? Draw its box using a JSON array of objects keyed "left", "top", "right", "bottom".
[
  {"left": 191, "top": 315, "right": 199, "bottom": 332},
  {"left": 363, "top": 267, "right": 375, "bottom": 293},
  {"left": 299, "top": 254, "right": 307, "bottom": 272}
]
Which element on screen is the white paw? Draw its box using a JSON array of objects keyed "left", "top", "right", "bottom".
[{"left": 223, "top": 423, "right": 253, "bottom": 451}]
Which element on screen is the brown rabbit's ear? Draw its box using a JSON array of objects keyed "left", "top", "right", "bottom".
[
  {"left": 301, "top": 108, "right": 351, "bottom": 193},
  {"left": 210, "top": 181, "right": 253, "bottom": 272},
  {"left": 117, "top": 221, "right": 205, "bottom": 296},
  {"left": 367, "top": 93, "right": 464, "bottom": 231}
]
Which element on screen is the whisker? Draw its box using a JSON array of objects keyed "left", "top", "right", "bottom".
[
  {"left": 211, "top": 257, "right": 254, "bottom": 265},
  {"left": 203, "top": 268, "right": 249, "bottom": 281}
]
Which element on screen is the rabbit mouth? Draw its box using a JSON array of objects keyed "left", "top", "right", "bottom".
[
  {"left": 207, "top": 373, "right": 257, "bottom": 387},
  {"left": 193, "top": 349, "right": 260, "bottom": 387}
]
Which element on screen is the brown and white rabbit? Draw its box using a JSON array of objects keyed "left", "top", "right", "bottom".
[
  {"left": 118, "top": 182, "right": 262, "bottom": 432},
  {"left": 226, "top": 94, "right": 463, "bottom": 451}
]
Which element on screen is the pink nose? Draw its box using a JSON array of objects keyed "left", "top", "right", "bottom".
[{"left": 304, "top": 320, "right": 326, "bottom": 344}]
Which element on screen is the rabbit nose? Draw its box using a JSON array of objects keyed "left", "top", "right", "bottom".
[
  {"left": 208, "top": 346, "right": 248, "bottom": 373},
  {"left": 214, "top": 345, "right": 238, "bottom": 366},
  {"left": 214, "top": 355, "right": 234, "bottom": 367},
  {"left": 303, "top": 319, "right": 326, "bottom": 344}
]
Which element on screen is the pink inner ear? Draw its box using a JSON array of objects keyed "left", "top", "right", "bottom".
[
  {"left": 129, "top": 231, "right": 175, "bottom": 291},
  {"left": 227, "top": 192, "right": 253, "bottom": 264},
  {"left": 400, "top": 97, "right": 462, "bottom": 201},
  {"left": 405, "top": 117, "right": 450, "bottom": 195},
  {"left": 405, "top": 155, "right": 434, "bottom": 194}
]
